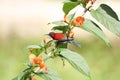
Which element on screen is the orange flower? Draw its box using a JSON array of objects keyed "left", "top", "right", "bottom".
[
  {"left": 44, "top": 38, "right": 51, "bottom": 44},
  {"left": 86, "top": 0, "right": 94, "bottom": 4},
  {"left": 29, "top": 54, "right": 47, "bottom": 71},
  {"left": 86, "top": 0, "right": 89, "bottom": 4},
  {"left": 44, "top": 38, "right": 52, "bottom": 47},
  {"left": 29, "top": 54, "right": 42, "bottom": 64},
  {"left": 39, "top": 62, "right": 46, "bottom": 70},
  {"left": 72, "top": 16, "right": 85, "bottom": 27},
  {"left": 34, "top": 56, "right": 42, "bottom": 64},
  {"left": 29, "top": 54, "right": 37, "bottom": 63}
]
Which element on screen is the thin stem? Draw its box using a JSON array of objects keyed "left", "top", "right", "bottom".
[{"left": 82, "top": 5, "right": 92, "bottom": 16}]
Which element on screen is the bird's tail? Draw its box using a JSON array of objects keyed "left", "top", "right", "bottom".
[
  {"left": 68, "top": 40, "right": 81, "bottom": 48},
  {"left": 58, "top": 38, "right": 81, "bottom": 48}
]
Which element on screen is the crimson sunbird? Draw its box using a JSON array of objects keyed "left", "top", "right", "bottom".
[{"left": 48, "top": 32, "right": 81, "bottom": 47}]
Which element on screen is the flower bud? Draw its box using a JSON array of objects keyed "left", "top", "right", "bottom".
[
  {"left": 86, "top": 0, "right": 89, "bottom": 4},
  {"left": 68, "top": 29, "right": 74, "bottom": 38},
  {"left": 44, "top": 38, "right": 51, "bottom": 44},
  {"left": 64, "top": 14, "right": 69, "bottom": 23},
  {"left": 86, "top": 0, "right": 94, "bottom": 4},
  {"left": 29, "top": 48, "right": 34, "bottom": 53}
]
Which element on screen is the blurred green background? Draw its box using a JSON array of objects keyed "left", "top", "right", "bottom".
[{"left": 0, "top": 0, "right": 120, "bottom": 80}]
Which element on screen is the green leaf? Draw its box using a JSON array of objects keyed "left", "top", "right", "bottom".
[
  {"left": 80, "top": 0, "right": 86, "bottom": 7},
  {"left": 45, "top": 40, "right": 56, "bottom": 48},
  {"left": 37, "top": 69, "right": 62, "bottom": 80},
  {"left": 13, "top": 69, "right": 31, "bottom": 80},
  {"left": 27, "top": 45, "right": 41, "bottom": 49},
  {"left": 60, "top": 49, "right": 90, "bottom": 77},
  {"left": 27, "top": 45, "right": 43, "bottom": 56},
  {"left": 18, "top": 72, "right": 28, "bottom": 80},
  {"left": 52, "top": 26, "right": 68, "bottom": 33},
  {"left": 82, "top": 19, "right": 110, "bottom": 46},
  {"left": 91, "top": 4, "right": 120, "bottom": 37},
  {"left": 67, "top": 12, "right": 76, "bottom": 22},
  {"left": 12, "top": 67, "right": 35, "bottom": 80},
  {"left": 57, "top": 42, "right": 68, "bottom": 48},
  {"left": 49, "top": 21, "right": 67, "bottom": 26},
  {"left": 44, "top": 40, "right": 57, "bottom": 54},
  {"left": 51, "top": 13, "right": 76, "bottom": 33},
  {"left": 63, "top": 2, "right": 80, "bottom": 14}
]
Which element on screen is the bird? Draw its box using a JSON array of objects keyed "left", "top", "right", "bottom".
[
  {"left": 48, "top": 32, "right": 81, "bottom": 47},
  {"left": 48, "top": 32, "right": 67, "bottom": 41}
]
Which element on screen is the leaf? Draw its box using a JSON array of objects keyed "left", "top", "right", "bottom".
[
  {"left": 63, "top": 2, "right": 80, "bottom": 14},
  {"left": 27, "top": 45, "right": 43, "bottom": 56},
  {"left": 18, "top": 72, "right": 28, "bottom": 80},
  {"left": 27, "top": 45, "right": 41, "bottom": 49},
  {"left": 37, "top": 69, "right": 62, "bottom": 80},
  {"left": 60, "top": 49, "right": 90, "bottom": 77},
  {"left": 67, "top": 12, "right": 76, "bottom": 22},
  {"left": 82, "top": 19, "right": 110, "bottom": 46},
  {"left": 96, "top": 4, "right": 119, "bottom": 21},
  {"left": 57, "top": 42, "right": 68, "bottom": 48},
  {"left": 13, "top": 69, "right": 31, "bottom": 80},
  {"left": 80, "top": 0, "right": 86, "bottom": 7},
  {"left": 91, "top": 4, "right": 120, "bottom": 37},
  {"left": 52, "top": 26, "right": 68, "bottom": 33},
  {"left": 44, "top": 40, "right": 57, "bottom": 54}
]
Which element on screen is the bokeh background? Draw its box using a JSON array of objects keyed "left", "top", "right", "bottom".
[{"left": 0, "top": 0, "right": 120, "bottom": 80}]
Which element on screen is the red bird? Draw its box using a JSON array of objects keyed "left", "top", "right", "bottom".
[
  {"left": 48, "top": 32, "right": 66, "bottom": 41},
  {"left": 48, "top": 32, "right": 81, "bottom": 47}
]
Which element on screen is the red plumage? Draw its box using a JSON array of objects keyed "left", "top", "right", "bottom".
[{"left": 49, "top": 32, "right": 65, "bottom": 41}]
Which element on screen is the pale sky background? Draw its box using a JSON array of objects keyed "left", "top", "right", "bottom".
[{"left": 0, "top": 0, "right": 120, "bottom": 41}]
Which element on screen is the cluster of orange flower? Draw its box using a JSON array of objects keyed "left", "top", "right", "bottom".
[
  {"left": 63, "top": 14, "right": 85, "bottom": 38},
  {"left": 64, "top": 14, "right": 85, "bottom": 28},
  {"left": 29, "top": 54, "right": 47, "bottom": 71},
  {"left": 63, "top": 0, "right": 95, "bottom": 39},
  {"left": 64, "top": 8, "right": 85, "bottom": 27},
  {"left": 72, "top": 16, "right": 85, "bottom": 27}
]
